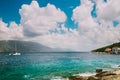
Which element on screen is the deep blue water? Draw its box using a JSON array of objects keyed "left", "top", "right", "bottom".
[{"left": 0, "top": 52, "right": 120, "bottom": 80}]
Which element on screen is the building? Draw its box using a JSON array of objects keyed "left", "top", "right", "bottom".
[
  {"left": 105, "top": 48, "right": 111, "bottom": 53},
  {"left": 111, "top": 46, "right": 120, "bottom": 54}
]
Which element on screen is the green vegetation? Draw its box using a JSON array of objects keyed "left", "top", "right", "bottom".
[
  {"left": 92, "top": 42, "right": 120, "bottom": 52},
  {"left": 0, "top": 40, "right": 53, "bottom": 52}
]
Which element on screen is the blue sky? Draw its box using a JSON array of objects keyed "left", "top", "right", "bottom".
[
  {"left": 0, "top": 0, "right": 31, "bottom": 23},
  {"left": 0, "top": 0, "right": 80, "bottom": 28}
]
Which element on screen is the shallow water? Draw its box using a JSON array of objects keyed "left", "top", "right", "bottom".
[{"left": 0, "top": 52, "right": 120, "bottom": 80}]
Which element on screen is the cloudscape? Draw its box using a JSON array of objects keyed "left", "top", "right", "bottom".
[{"left": 0, "top": 0, "right": 120, "bottom": 51}]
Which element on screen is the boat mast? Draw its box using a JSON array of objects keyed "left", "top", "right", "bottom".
[{"left": 15, "top": 40, "right": 17, "bottom": 51}]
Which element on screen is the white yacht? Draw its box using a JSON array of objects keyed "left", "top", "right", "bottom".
[
  {"left": 9, "top": 51, "right": 21, "bottom": 55},
  {"left": 9, "top": 41, "right": 21, "bottom": 56}
]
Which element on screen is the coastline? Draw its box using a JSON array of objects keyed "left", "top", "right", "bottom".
[
  {"left": 68, "top": 68, "right": 120, "bottom": 80},
  {"left": 92, "top": 52, "right": 107, "bottom": 54}
]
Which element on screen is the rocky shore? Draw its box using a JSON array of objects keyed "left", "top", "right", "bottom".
[{"left": 68, "top": 68, "right": 120, "bottom": 80}]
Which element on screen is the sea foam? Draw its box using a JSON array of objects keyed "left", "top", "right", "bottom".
[
  {"left": 51, "top": 76, "right": 68, "bottom": 80},
  {"left": 73, "top": 72, "right": 96, "bottom": 76}
]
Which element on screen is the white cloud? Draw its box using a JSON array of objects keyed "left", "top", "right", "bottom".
[
  {"left": 0, "top": 19, "right": 24, "bottom": 40},
  {"left": 96, "top": 0, "right": 120, "bottom": 21},
  {"left": 72, "top": 0, "right": 120, "bottom": 51},
  {"left": 9, "top": 22, "right": 24, "bottom": 40},
  {"left": 0, "top": 19, "right": 9, "bottom": 40},
  {"left": 19, "top": 1, "right": 66, "bottom": 37},
  {"left": 72, "top": 0, "right": 98, "bottom": 33}
]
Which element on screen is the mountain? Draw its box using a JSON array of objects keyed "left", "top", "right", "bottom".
[
  {"left": 92, "top": 42, "right": 120, "bottom": 52},
  {"left": 0, "top": 40, "right": 53, "bottom": 52}
]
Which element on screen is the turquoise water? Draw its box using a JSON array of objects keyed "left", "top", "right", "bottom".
[{"left": 0, "top": 52, "right": 120, "bottom": 80}]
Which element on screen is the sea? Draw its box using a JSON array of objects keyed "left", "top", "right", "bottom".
[{"left": 0, "top": 52, "right": 120, "bottom": 80}]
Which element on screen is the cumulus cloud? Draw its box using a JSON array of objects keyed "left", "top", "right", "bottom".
[
  {"left": 72, "top": 0, "right": 120, "bottom": 50},
  {"left": 0, "top": 19, "right": 9, "bottom": 40},
  {"left": 72, "top": 0, "right": 98, "bottom": 33},
  {"left": 9, "top": 22, "right": 24, "bottom": 40},
  {"left": 0, "top": 19, "right": 24, "bottom": 40},
  {"left": 96, "top": 0, "right": 120, "bottom": 21},
  {"left": 19, "top": 1, "right": 66, "bottom": 37}
]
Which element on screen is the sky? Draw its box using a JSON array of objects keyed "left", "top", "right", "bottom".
[{"left": 0, "top": 0, "right": 120, "bottom": 51}]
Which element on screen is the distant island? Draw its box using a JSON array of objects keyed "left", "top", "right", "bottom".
[
  {"left": 0, "top": 40, "right": 53, "bottom": 53},
  {"left": 92, "top": 42, "right": 120, "bottom": 54}
]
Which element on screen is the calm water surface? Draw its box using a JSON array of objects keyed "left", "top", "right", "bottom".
[{"left": 0, "top": 52, "right": 120, "bottom": 80}]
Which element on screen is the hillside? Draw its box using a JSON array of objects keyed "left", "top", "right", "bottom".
[
  {"left": 92, "top": 42, "right": 120, "bottom": 52},
  {"left": 0, "top": 40, "right": 53, "bottom": 52}
]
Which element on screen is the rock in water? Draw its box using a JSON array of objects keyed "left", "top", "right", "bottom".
[
  {"left": 95, "top": 71, "right": 116, "bottom": 77},
  {"left": 96, "top": 69, "right": 103, "bottom": 73}
]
